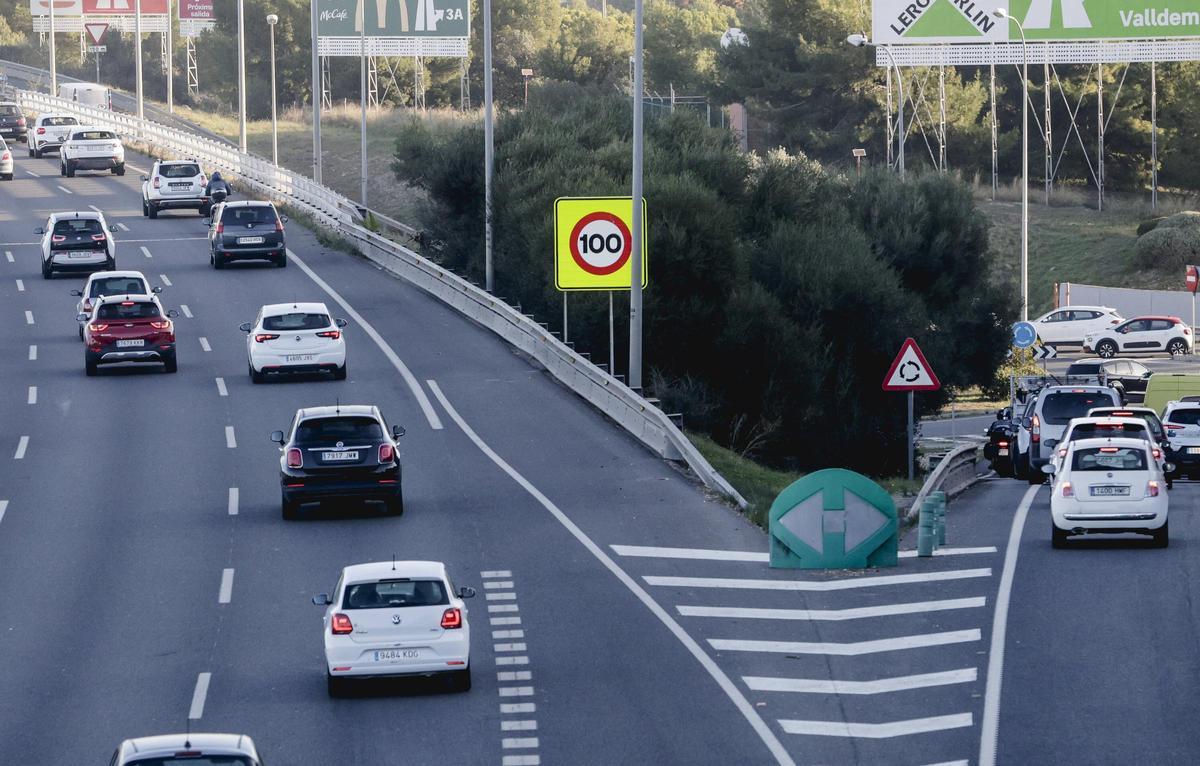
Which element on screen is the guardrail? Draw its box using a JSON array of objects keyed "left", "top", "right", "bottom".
[
  {"left": 907, "top": 444, "right": 980, "bottom": 523},
  {"left": 14, "top": 89, "right": 749, "bottom": 509}
]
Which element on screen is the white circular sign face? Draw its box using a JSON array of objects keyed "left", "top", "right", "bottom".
[{"left": 570, "top": 213, "right": 631, "bottom": 275}]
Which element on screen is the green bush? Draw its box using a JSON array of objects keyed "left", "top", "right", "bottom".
[
  {"left": 980, "top": 348, "right": 1044, "bottom": 401},
  {"left": 1137, "top": 217, "right": 1167, "bottom": 236},
  {"left": 1134, "top": 225, "right": 1200, "bottom": 272}
]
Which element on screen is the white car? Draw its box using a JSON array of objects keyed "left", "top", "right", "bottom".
[
  {"left": 1052, "top": 416, "right": 1159, "bottom": 472},
  {"left": 70, "top": 270, "right": 161, "bottom": 340},
  {"left": 1031, "top": 305, "right": 1123, "bottom": 346},
  {"left": 1046, "top": 437, "right": 1169, "bottom": 548},
  {"left": 60, "top": 126, "right": 124, "bottom": 176},
  {"left": 1163, "top": 400, "right": 1200, "bottom": 479},
  {"left": 1084, "top": 315, "right": 1194, "bottom": 358},
  {"left": 36, "top": 210, "right": 116, "bottom": 278},
  {"left": 28, "top": 113, "right": 79, "bottom": 157},
  {"left": 239, "top": 302, "right": 347, "bottom": 382},
  {"left": 1023, "top": 385, "right": 1121, "bottom": 482},
  {"left": 0, "top": 136, "right": 11, "bottom": 180},
  {"left": 142, "top": 159, "right": 208, "bottom": 218},
  {"left": 111, "top": 733, "right": 262, "bottom": 765},
  {"left": 312, "top": 560, "right": 475, "bottom": 697}
]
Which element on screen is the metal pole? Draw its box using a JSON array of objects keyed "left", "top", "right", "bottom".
[
  {"left": 907, "top": 391, "right": 914, "bottom": 481},
  {"left": 990, "top": 56, "right": 996, "bottom": 199},
  {"left": 483, "top": 0, "right": 495, "bottom": 293},
  {"left": 608, "top": 291, "right": 615, "bottom": 375},
  {"left": 1044, "top": 57, "right": 1051, "bottom": 204},
  {"left": 938, "top": 58, "right": 946, "bottom": 172},
  {"left": 629, "top": 0, "right": 645, "bottom": 389},
  {"left": 237, "top": 0, "right": 246, "bottom": 154},
  {"left": 881, "top": 45, "right": 904, "bottom": 179},
  {"left": 1151, "top": 60, "right": 1158, "bottom": 211},
  {"left": 268, "top": 16, "right": 278, "bottom": 166},
  {"left": 360, "top": 14, "right": 367, "bottom": 205},
  {"left": 48, "top": 0, "right": 56, "bottom": 95},
  {"left": 311, "top": 0, "right": 322, "bottom": 184},
  {"left": 886, "top": 64, "right": 893, "bottom": 170},
  {"left": 1014, "top": 19, "right": 1028, "bottom": 322},
  {"left": 1097, "top": 60, "right": 1104, "bottom": 211},
  {"left": 562, "top": 293, "right": 568, "bottom": 343},
  {"left": 135, "top": 0, "right": 144, "bottom": 122},
  {"left": 166, "top": 0, "right": 173, "bottom": 113}
]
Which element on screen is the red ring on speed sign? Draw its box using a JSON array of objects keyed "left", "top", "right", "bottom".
[{"left": 569, "top": 211, "right": 632, "bottom": 276}]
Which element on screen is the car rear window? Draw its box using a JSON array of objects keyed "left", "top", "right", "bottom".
[
  {"left": 295, "top": 416, "right": 382, "bottom": 442},
  {"left": 1065, "top": 363, "right": 1101, "bottom": 376},
  {"left": 1041, "top": 392, "right": 1113, "bottom": 425},
  {"left": 1089, "top": 411, "right": 1165, "bottom": 439},
  {"left": 1071, "top": 447, "right": 1148, "bottom": 471},
  {"left": 90, "top": 277, "right": 147, "bottom": 297},
  {"left": 161, "top": 163, "right": 200, "bottom": 178},
  {"left": 0, "top": 105, "right": 18, "bottom": 116},
  {"left": 1069, "top": 423, "right": 1148, "bottom": 441},
  {"left": 53, "top": 218, "right": 102, "bottom": 235},
  {"left": 1166, "top": 408, "right": 1200, "bottom": 426},
  {"left": 263, "top": 312, "right": 330, "bottom": 331},
  {"left": 343, "top": 579, "right": 448, "bottom": 609},
  {"left": 223, "top": 206, "right": 278, "bottom": 225},
  {"left": 44, "top": 116, "right": 78, "bottom": 126},
  {"left": 97, "top": 301, "right": 159, "bottom": 320},
  {"left": 124, "top": 758, "right": 254, "bottom": 766},
  {"left": 73, "top": 130, "right": 115, "bottom": 140}
]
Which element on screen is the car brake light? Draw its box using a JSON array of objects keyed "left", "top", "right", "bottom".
[
  {"left": 1099, "top": 447, "right": 1120, "bottom": 453},
  {"left": 1153, "top": 448, "right": 1162, "bottom": 460},
  {"left": 331, "top": 613, "right": 353, "bottom": 635},
  {"left": 1112, "top": 411, "right": 1132, "bottom": 416},
  {"left": 89, "top": 323, "right": 109, "bottom": 332},
  {"left": 1148, "top": 480, "right": 1160, "bottom": 497},
  {"left": 1031, "top": 414, "right": 1041, "bottom": 443},
  {"left": 200, "top": 174, "right": 207, "bottom": 185},
  {"left": 275, "top": 219, "right": 284, "bottom": 232},
  {"left": 316, "top": 330, "right": 340, "bottom": 339},
  {"left": 1, "top": 152, "right": 9, "bottom": 161},
  {"left": 1185, "top": 327, "right": 1192, "bottom": 336},
  {"left": 1062, "top": 482, "right": 1073, "bottom": 497},
  {"left": 255, "top": 333, "right": 280, "bottom": 343},
  {"left": 91, "top": 233, "right": 105, "bottom": 241},
  {"left": 379, "top": 443, "right": 394, "bottom": 463},
  {"left": 16, "top": 118, "right": 23, "bottom": 126},
  {"left": 287, "top": 447, "right": 303, "bottom": 468},
  {"left": 120, "top": 301, "right": 135, "bottom": 306},
  {"left": 36, "top": 127, "right": 45, "bottom": 135},
  {"left": 51, "top": 234, "right": 66, "bottom": 243},
  {"left": 441, "top": 608, "right": 463, "bottom": 629},
  {"left": 153, "top": 176, "right": 161, "bottom": 189},
  {"left": 215, "top": 222, "right": 224, "bottom": 234},
  {"left": 149, "top": 320, "right": 171, "bottom": 330},
  {"left": 1166, "top": 424, "right": 1184, "bottom": 430},
  {"left": 998, "top": 440, "right": 1008, "bottom": 447}
]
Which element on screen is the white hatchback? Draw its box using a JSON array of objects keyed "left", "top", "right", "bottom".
[
  {"left": 112, "top": 733, "right": 262, "bottom": 765},
  {"left": 1046, "top": 437, "right": 1169, "bottom": 548},
  {"left": 313, "top": 560, "right": 475, "bottom": 697},
  {"left": 1031, "top": 305, "right": 1123, "bottom": 346},
  {"left": 239, "top": 302, "right": 347, "bottom": 382}
]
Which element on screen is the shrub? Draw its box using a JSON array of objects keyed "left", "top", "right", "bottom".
[
  {"left": 1137, "top": 216, "right": 1167, "bottom": 236},
  {"left": 980, "top": 348, "right": 1044, "bottom": 401},
  {"left": 1134, "top": 225, "right": 1200, "bottom": 272}
]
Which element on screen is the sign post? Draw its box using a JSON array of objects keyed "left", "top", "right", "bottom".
[{"left": 882, "top": 338, "right": 941, "bottom": 480}]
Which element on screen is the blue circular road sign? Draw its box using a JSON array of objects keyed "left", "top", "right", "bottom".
[{"left": 1013, "top": 321, "right": 1038, "bottom": 349}]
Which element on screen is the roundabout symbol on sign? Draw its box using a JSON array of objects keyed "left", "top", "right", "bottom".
[{"left": 569, "top": 212, "right": 631, "bottom": 276}]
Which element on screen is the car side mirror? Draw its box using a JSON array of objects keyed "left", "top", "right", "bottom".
[
  {"left": 239, "top": 322, "right": 252, "bottom": 333},
  {"left": 280, "top": 215, "right": 289, "bottom": 223},
  {"left": 166, "top": 309, "right": 179, "bottom": 318},
  {"left": 336, "top": 318, "right": 348, "bottom": 328},
  {"left": 34, "top": 227, "right": 43, "bottom": 235},
  {"left": 202, "top": 218, "right": 211, "bottom": 226},
  {"left": 70, "top": 289, "right": 82, "bottom": 296},
  {"left": 392, "top": 425, "right": 406, "bottom": 439},
  {"left": 1023, "top": 417, "right": 1032, "bottom": 429},
  {"left": 312, "top": 593, "right": 331, "bottom": 606},
  {"left": 152, "top": 286, "right": 163, "bottom": 293},
  {"left": 1041, "top": 464, "right": 1056, "bottom": 475},
  {"left": 76, "top": 312, "right": 88, "bottom": 322},
  {"left": 458, "top": 586, "right": 476, "bottom": 599},
  {"left": 270, "top": 430, "right": 285, "bottom": 444},
  {"left": 140, "top": 174, "right": 148, "bottom": 181}
]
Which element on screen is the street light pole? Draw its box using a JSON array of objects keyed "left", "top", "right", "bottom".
[
  {"left": 310, "top": 0, "right": 322, "bottom": 184},
  {"left": 267, "top": 14, "right": 279, "bottom": 167},
  {"left": 237, "top": 0, "right": 247, "bottom": 154},
  {"left": 166, "top": 0, "right": 173, "bottom": 113},
  {"left": 483, "top": 0, "right": 495, "bottom": 292},
  {"left": 995, "top": 9, "right": 1028, "bottom": 321},
  {"left": 359, "top": 6, "right": 367, "bottom": 206},
  {"left": 629, "top": 0, "right": 645, "bottom": 390},
  {"left": 48, "top": 0, "right": 57, "bottom": 96},
  {"left": 846, "top": 34, "right": 903, "bottom": 178}
]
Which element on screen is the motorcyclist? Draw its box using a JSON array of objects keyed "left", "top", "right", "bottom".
[{"left": 205, "top": 171, "right": 233, "bottom": 201}]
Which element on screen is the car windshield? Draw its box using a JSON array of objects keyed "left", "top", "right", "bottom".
[
  {"left": 161, "top": 163, "right": 200, "bottom": 178},
  {"left": 1167, "top": 408, "right": 1200, "bottom": 426},
  {"left": 262, "top": 312, "right": 330, "bottom": 331},
  {"left": 1069, "top": 423, "right": 1148, "bottom": 441},
  {"left": 97, "top": 301, "right": 160, "bottom": 320},
  {"left": 124, "top": 758, "right": 255, "bottom": 766},
  {"left": 53, "top": 218, "right": 102, "bottom": 235},
  {"left": 295, "top": 416, "right": 382, "bottom": 443},
  {"left": 90, "top": 277, "right": 146, "bottom": 297},
  {"left": 1071, "top": 447, "right": 1148, "bottom": 471},
  {"left": 224, "top": 206, "right": 277, "bottom": 225},
  {"left": 44, "top": 116, "right": 77, "bottom": 126},
  {"left": 1042, "top": 392, "right": 1111, "bottom": 425},
  {"left": 73, "top": 130, "right": 115, "bottom": 140},
  {"left": 343, "top": 579, "right": 448, "bottom": 609}
]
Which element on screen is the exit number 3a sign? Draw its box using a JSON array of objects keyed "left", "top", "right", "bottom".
[{"left": 554, "top": 197, "right": 648, "bottom": 291}]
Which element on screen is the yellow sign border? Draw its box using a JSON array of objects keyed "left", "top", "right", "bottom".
[{"left": 554, "top": 196, "right": 648, "bottom": 292}]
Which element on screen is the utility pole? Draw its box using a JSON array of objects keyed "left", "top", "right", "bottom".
[
  {"left": 629, "top": 0, "right": 645, "bottom": 390},
  {"left": 166, "top": 0, "right": 173, "bottom": 112},
  {"left": 311, "top": 0, "right": 323, "bottom": 183},
  {"left": 48, "top": 0, "right": 57, "bottom": 95},
  {"left": 135, "top": 0, "right": 144, "bottom": 122},
  {"left": 483, "top": 0, "right": 495, "bottom": 292},
  {"left": 236, "top": 0, "right": 247, "bottom": 153}
]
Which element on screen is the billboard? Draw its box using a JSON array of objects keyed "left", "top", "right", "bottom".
[
  {"left": 30, "top": 0, "right": 169, "bottom": 32},
  {"left": 179, "top": 0, "right": 214, "bottom": 37},
  {"left": 316, "top": 0, "right": 470, "bottom": 56}
]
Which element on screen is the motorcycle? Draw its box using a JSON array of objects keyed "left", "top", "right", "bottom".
[{"left": 200, "top": 186, "right": 231, "bottom": 217}]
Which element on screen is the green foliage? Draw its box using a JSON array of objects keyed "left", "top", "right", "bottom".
[
  {"left": 1134, "top": 223, "right": 1200, "bottom": 273},
  {"left": 981, "top": 348, "right": 1044, "bottom": 401}
]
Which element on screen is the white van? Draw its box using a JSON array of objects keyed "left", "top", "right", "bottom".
[{"left": 57, "top": 83, "right": 111, "bottom": 110}]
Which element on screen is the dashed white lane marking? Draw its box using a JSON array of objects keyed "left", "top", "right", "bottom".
[
  {"left": 502, "top": 738, "right": 539, "bottom": 749},
  {"left": 925, "top": 761, "right": 969, "bottom": 766},
  {"left": 493, "top": 630, "right": 525, "bottom": 639},
  {"left": 218, "top": 569, "right": 235, "bottom": 604},
  {"left": 611, "top": 544, "right": 997, "bottom": 561},
  {"left": 485, "top": 580, "right": 514, "bottom": 589},
  {"left": 188, "top": 672, "right": 212, "bottom": 720},
  {"left": 502, "top": 754, "right": 541, "bottom": 765},
  {"left": 645, "top": 569, "right": 992, "bottom": 592},
  {"left": 491, "top": 616, "right": 522, "bottom": 626},
  {"left": 501, "top": 703, "right": 535, "bottom": 714},
  {"left": 140, "top": 246, "right": 152, "bottom": 258},
  {"left": 28, "top": 345, "right": 37, "bottom": 360},
  {"left": 115, "top": 222, "right": 130, "bottom": 232},
  {"left": 678, "top": 597, "right": 986, "bottom": 622},
  {"left": 225, "top": 426, "right": 237, "bottom": 449},
  {"left": 24, "top": 310, "right": 33, "bottom": 324},
  {"left": 4, "top": 250, "right": 12, "bottom": 262},
  {"left": 289, "top": 250, "right": 443, "bottom": 430},
  {"left": 88, "top": 205, "right": 102, "bottom": 213},
  {"left": 56, "top": 184, "right": 73, "bottom": 195},
  {"left": 199, "top": 336, "right": 211, "bottom": 352},
  {"left": 227, "top": 487, "right": 239, "bottom": 516},
  {"left": 495, "top": 656, "right": 530, "bottom": 666},
  {"left": 26, "top": 170, "right": 39, "bottom": 178},
  {"left": 779, "top": 714, "right": 973, "bottom": 739},
  {"left": 0, "top": 500, "right": 7, "bottom": 524},
  {"left": 709, "top": 629, "right": 981, "bottom": 656},
  {"left": 435, "top": 381, "right": 793, "bottom": 766},
  {"left": 481, "top": 570, "right": 513, "bottom": 578},
  {"left": 159, "top": 274, "right": 172, "bottom": 286},
  {"left": 488, "top": 604, "right": 518, "bottom": 613},
  {"left": 15, "top": 278, "right": 23, "bottom": 291},
  {"left": 486, "top": 592, "right": 518, "bottom": 601},
  {"left": 14, "top": 436, "right": 29, "bottom": 460},
  {"left": 498, "top": 671, "right": 532, "bottom": 681},
  {"left": 980, "top": 485, "right": 1040, "bottom": 766},
  {"left": 494, "top": 643, "right": 527, "bottom": 652},
  {"left": 27, "top": 386, "right": 36, "bottom": 405},
  {"left": 215, "top": 377, "right": 227, "bottom": 397},
  {"left": 180, "top": 304, "right": 193, "bottom": 318},
  {"left": 501, "top": 721, "right": 538, "bottom": 731},
  {"left": 744, "top": 668, "right": 978, "bottom": 695}
]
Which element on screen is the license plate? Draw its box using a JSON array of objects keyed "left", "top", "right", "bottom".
[
  {"left": 169, "top": 182, "right": 191, "bottom": 188},
  {"left": 1188, "top": 448, "right": 1200, "bottom": 455},
  {"left": 237, "top": 236, "right": 264, "bottom": 244},
  {"left": 374, "top": 648, "right": 421, "bottom": 662},
  {"left": 322, "top": 451, "right": 359, "bottom": 461},
  {"left": 285, "top": 354, "right": 315, "bottom": 363},
  {"left": 998, "top": 448, "right": 1009, "bottom": 456},
  {"left": 1090, "top": 486, "right": 1129, "bottom": 496},
  {"left": 68, "top": 251, "right": 94, "bottom": 259},
  {"left": 116, "top": 339, "right": 145, "bottom": 348}
]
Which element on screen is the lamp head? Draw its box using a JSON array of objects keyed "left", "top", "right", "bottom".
[
  {"left": 846, "top": 33, "right": 868, "bottom": 47},
  {"left": 266, "top": 13, "right": 279, "bottom": 25},
  {"left": 992, "top": 7, "right": 1009, "bottom": 18}
]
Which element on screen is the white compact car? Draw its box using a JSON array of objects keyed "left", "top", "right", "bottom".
[
  {"left": 1084, "top": 315, "right": 1194, "bottom": 358},
  {"left": 1031, "top": 305, "right": 1123, "bottom": 346},
  {"left": 60, "top": 126, "right": 124, "bottom": 176},
  {"left": 239, "top": 302, "right": 347, "bottom": 382},
  {"left": 111, "top": 733, "right": 262, "bottom": 765},
  {"left": 1162, "top": 400, "right": 1200, "bottom": 479},
  {"left": 313, "top": 560, "right": 475, "bottom": 697},
  {"left": 28, "top": 113, "right": 79, "bottom": 157},
  {"left": 70, "top": 270, "right": 160, "bottom": 339},
  {"left": 0, "top": 136, "right": 12, "bottom": 180},
  {"left": 142, "top": 159, "right": 208, "bottom": 217},
  {"left": 36, "top": 210, "right": 116, "bottom": 278},
  {"left": 1046, "top": 438, "right": 1169, "bottom": 548}
]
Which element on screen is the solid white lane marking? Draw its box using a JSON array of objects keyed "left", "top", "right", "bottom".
[
  {"left": 180, "top": 304, "right": 193, "bottom": 318},
  {"left": 27, "top": 386, "right": 36, "bottom": 405},
  {"left": 218, "top": 569, "right": 235, "bottom": 604},
  {"left": 502, "top": 755, "right": 540, "bottom": 765},
  {"left": 779, "top": 714, "right": 973, "bottom": 739},
  {"left": 14, "top": 436, "right": 29, "bottom": 460},
  {"left": 493, "top": 630, "right": 525, "bottom": 639},
  {"left": 188, "top": 672, "right": 211, "bottom": 719},
  {"left": 485, "top": 580, "right": 514, "bottom": 589},
  {"left": 708, "top": 630, "right": 981, "bottom": 656},
  {"left": 487, "top": 592, "right": 518, "bottom": 601},
  {"left": 141, "top": 246, "right": 152, "bottom": 258},
  {"left": 115, "top": 222, "right": 130, "bottom": 232},
  {"left": 646, "top": 569, "right": 992, "bottom": 592},
  {"left": 28, "top": 345, "right": 36, "bottom": 360},
  {"left": 289, "top": 250, "right": 442, "bottom": 430},
  {"left": 215, "top": 377, "right": 227, "bottom": 397},
  {"left": 496, "top": 656, "right": 530, "bottom": 666},
  {"left": 228, "top": 487, "right": 239, "bottom": 516},
  {"left": 15, "top": 278, "right": 23, "bottom": 291},
  {"left": 199, "top": 336, "right": 211, "bottom": 352},
  {"left": 24, "top": 310, "right": 33, "bottom": 325},
  {"left": 612, "top": 544, "right": 997, "bottom": 561},
  {"left": 498, "top": 671, "right": 532, "bottom": 681},
  {"left": 501, "top": 720, "right": 538, "bottom": 731},
  {"left": 501, "top": 703, "right": 536, "bottom": 714},
  {"left": 481, "top": 570, "right": 513, "bottom": 578},
  {"left": 5, "top": 250, "right": 12, "bottom": 262},
  {"left": 980, "top": 485, "right": 1039, "bottom": 766},
  {"left": 159, "top": 274, "right": 172, "bottom": 286},
  {"left": 744, "top": 668, "right": 977, "bottom": 695},
  {"left": 427, "top": 380, "right": 795, "bottom": 766},
  {"left": 494, "top": 643, "right": 527, "bottom": 653},
  {"left": 0, "top": 500, "right": 7, "bottom": 524},
  {"left": 56, "top": 184, "right": 73, "bottom": 195},
  {"left": 678, "top": 597, "right": 986, "bottom": 622},
  {"left": 502, "top": 738, "right": 539, "bottom": 749},
  {"left": 499, "top": 686, "right": 535, "bottom": 697},
  {"left": 491, "top": 616, "right": 522, "bottom": 626},
  {"left": 88, "top": 205, "right": 102, "bottom": 213},
  {"left": 225, "top": 426, "right": 236, "bottom": 449}
]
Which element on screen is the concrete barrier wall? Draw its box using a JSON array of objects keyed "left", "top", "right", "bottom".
[{"left": 1058, "top": 282, "right": 1199, "bottom": 324}]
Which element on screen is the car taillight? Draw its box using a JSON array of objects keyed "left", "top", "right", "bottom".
[
  {"left": 255, "top": 333, "right": 280, "bottom": 343},
  {"left": 91, "top": 233, "right": 105, "bottom": 241},
  {"left": 379, "top": 443, "right": 394, "bottom": 463},
  {"left": 51, "top": 235, "right": 66, "bottom": 243},
  {"left": 1062, "top": 482, "right": 1073, "bottom": 497},
  {"left": 331, "top": 613, "right": 353, "bottom": 635},
  {"left": 1147, "top": 481, "right": 1160, "bottom": 498},
  {"left": 82, "top": 299, "right": 92, "bottom": 310},
  {"left": 1058, "top": 448, "right": 1067, "bottom": 458},
  {"left": 36, "top": 127, "right": 45, "bottom": 135},
  {"left": 287, "top": 448, "right": 303, "bottom": 468},
  {"left": 441, "top": 608, "right": 463, "bottom": 629},
  {"left": 998, "top": 440, "right": 1008, "bottom": 447},
  {"left": 89, "top": 323, "right": 109, "bottom": 332},
  {"left": 215, "top": 223, "right": 224, "bottom": 234},
  {"left": 1184, "top": 327, "right": 1192, "bottom": 336},
  {"left": 1031, "top": 415, "right": 1041, "bottom": 443},
  {"left": 149, "top": 320, "right": 171, "bottom": 330},
  {"left": 153, "top": 176, "right": 161, "bottom": 189},
  {"left": 275, "top": 219, "right": 284, "bottom": 232},
  {"left": 316, "top": 330, "right": 340, "bottom": 339},
  {"left": 1, "top": 152, "right": 9, "bottom": 161},
  {"left": 200, "top": 174, "right": 207, "bottom": 185},
  {"left": 16, "top": 117, "right": 24, "bottom": 126},
  {"left": 1167, "top": 424, "right": 1184, "bottom": 430},
  {"left": 1153, "top": 448, "right": 1162, "bottom": 460}
]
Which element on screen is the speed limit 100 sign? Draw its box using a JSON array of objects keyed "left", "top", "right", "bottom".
[{"left": 554, "top": 197, "right": 648, "bottom": 291}]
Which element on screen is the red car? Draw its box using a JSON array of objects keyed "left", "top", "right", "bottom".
[{"left": 81, "top": 294, "right": 179, "bottom": 376}]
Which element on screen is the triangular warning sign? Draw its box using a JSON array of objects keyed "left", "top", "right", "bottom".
[
  {"left": 882, "top": 338, "right": 941, "bottom": 391},
  {"left": 85, "top": 23, "right": 109, "bottom": 46}
]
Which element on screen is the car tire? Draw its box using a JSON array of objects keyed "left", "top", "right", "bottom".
[
  {"left": 250, "top": 363, "right": 265, "bottom": 384},
  {"left": 1168, "top": 338, "right": 1188, "bottom": 356},
  {"left": 327, "top": 672, "right": 350, "bottom": 698},
  {"left": 1013, "top": 451, "right": 1028, "bottom": 480},
  {"left": 33, "top": 146, "right": 41, "bottom": 159},
  {"left": 213, "top": 253, "right": 225, "bottom": 270},
  {"left": 78, "top": 324, "right": 84, "bottom": 341},
  {"left": 282, "top": 494, "right": 300, "bottom": 521},
  {"left": 85, "top": 358, "right": 98, "bottom": 376},
  {"left": 1, "top": 173, "right": 10, "bottom": 181},
  {"left": 1027, "top": 466, "right": 1045, "bottom": 485},
  {"left": 64, "top": 161, "right": 75, "bottom": 178},
  {"left": 333, "top": 363, "right": 347, "bottom": 381},
  {"left": 449, "top": 666, "right": 471, "bottom": 693},
  {"left": 41, "top": 260, "right": 52, "bottom": 279},
  {"left": 276, "top": 252, "right": 287, "bottom": 268},
  {"left": 163, "top": 354, "right": 177, "bottom": 374},
  {"left": 1152, "top": 521, "right": 1170, "bottom": 548},
  {"left": 1096, "top": 339, "right": 1118, "bottom": 358},
  {"left": 1051, "top": 524, "right": 1069, "bottom": 549},
  {"left": 142, "top": 199, "right": 149, "bottom": 217},
  {"left": 386, "top": 491, "right": 404, "bottom": 516},
  {"left": 114, "top": 164, "right": 125, "bottom": 176},
  {"left": 27, "top": 145, "right": 34, "bottom": 158},
  {"left": 147, "top": 203, "right": 158, "bottom": 219}
]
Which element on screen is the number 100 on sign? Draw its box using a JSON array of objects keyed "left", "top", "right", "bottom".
[{"left": 554, "top": 197, "right": 648, "bottom": 291}]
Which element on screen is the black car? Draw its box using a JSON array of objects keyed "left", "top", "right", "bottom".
[
  {"left": 207, "top": 200, "right": 288, "bottom": 268},
  {"left": 272, "top": 405, "right": 405, "bottom": 520},
  {"left": 0, "top": 102, "right": 26, "bottom": 142},
  {"left": 983, "top": 407, "right": 1016, "bottom": 476},
  {"left": 1064, "top": 358, "right": 1153, "bottom": 403}
]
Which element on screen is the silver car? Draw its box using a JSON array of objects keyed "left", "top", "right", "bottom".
[
  {"left": 0, "top": 136, "right": 12, "bottom": 181},
  {"left": 112, "top": 733, "right": 262, "bottom": 765}
]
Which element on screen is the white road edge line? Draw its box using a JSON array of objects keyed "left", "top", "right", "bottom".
[
  {"left": 215, "top": 377, "right": 228, "bottom": 397},
  {"left": 645, "top": 569, "right": 992, "bottom": 592},
  {"left": 744, "top": 668, "right": 977, "bottom": 695},
  {"left": 227, "top": 487, "right": 239, "bottom": 516},
  {"left": 141, "top": 246, "right": 153, "bottom": 258},
  {"left": 188, "top": 672, "right": 212, "bottom": 720},
  {"left": 159, "top": 274, "right": 172, "bottom": 286},
  {"left": 979, "top": 485, "right": 1039, "bottom": 766},
  {"left": 0, "top": 500, "right": 7, "bottom": 524},
  {"left": 199, "top": 336, "right": 211, "bottom": 352},
  {"left": 56, "top": 184, "right": 73, "bottom": 195},
  {"left": 180, "top": 304, "right": 193, "bottom": 318},
  {"left": 611, "top": 544, "right": 997, "bottom": 561},
  {"left": 27, "top": 386, "right": 37, "bottom": 405},
  {"left": 779, "top": 714, "right": 973, "bottom": 739},
  {"left": 288, "top": 249, "right": 442, "bottom": 430},
  {"left": 225, "top": 426, "right": 237, "bottom": 449},
  {"left": 709, "top": 629, "right": 981, "bottom": 656},
  {"left": 14, "top": 436, "right": 29, "bottom": 460},
  {"left": 218, "top": 569, "right": 235, "bottom": 604},
  {"left": 678, "top": 597, "right": 986, "bottom": 622},
  {"left": 426, "top": 379, "right": 795, "bottom": 766}
]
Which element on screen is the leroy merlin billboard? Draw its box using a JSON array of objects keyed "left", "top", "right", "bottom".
[{"left": 873, "top": 0, "right": 1200, "bottom": 44}]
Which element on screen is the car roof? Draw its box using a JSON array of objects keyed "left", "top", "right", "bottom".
[
  {"left": 87, "top": 270, "right": 147, "bottom": 281},
  {"left": 1068, "top": 436, "right": 1152, "bottom": 450},
  {"left": 343, "top": 560, "right": 448, "bottom": 583},
  {"left": 296, "top": 404, "right": 377, "bottom": 420},
  {"left": 120, "top": 733, "right": 258, "bottom": 759},
  {"left": 1164, "top": 399, "right": 1200, "bottom": 410},
  {"left": 224, "top": 200, "right": 275, "bottom": 208},
  {"left": 1068, "top": 417, "right": 1145, "bottom": 427},
  {"left": 96, "top": 293, "right": 157, "bottom": 305},
  {"left": 262, "top": 302, "right": 328, "bottom": 316},
  {"left": 49, "top": 210, "right": 104, "bottom": 221},
  {"left": 1051, "top": 305, "right": 1114, "bottom": 312},
  {"left": 1040, "top": 385, "right": 1113, "bottom": 395},
  {"left": 1128, "top": 315, "right": 1182, "bottom": 322}
]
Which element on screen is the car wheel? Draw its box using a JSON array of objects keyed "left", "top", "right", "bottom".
[
  {"left": 276, "top": 251, "right": 288, "bottom": 267},
  {"left": 250, "top": 362, "right": 265, "bottom": 384},
  {"left": 41, "top": 260, "right": 51, "bottom": 279},
  {"left": 213, "top": 255, "right": 224, "bottom": 270},
  {"left": 78, "top": 324, "right": 84, "bottom": 341},
  {"left": 1051, "top": 524, "right": 1069, "bottom": 549},
  {"left": 105, "top": 258, "right": 115, "bottom": 271},
  {"left": 1013, "top": 451, "right": 1028, "bottom": 480},
  {"left": 114, "top": 164, "right": 125, "bottom": 176},
  {"left": 1168, "top": 338, "right": 1188, "bottom": 356},
  {"left": 386, "top": 491, "right": 404, "bottom": 516},
  {"left": 333, "top": 363, "right": 347, "bottom": 381},
  {"left": 282, "top": 494, "right": 300, "bottom": 520},
  {"left": 449, "top": 666, "right": 471, "bottom": 693},
  {"left": 85, "top": 359, "right": 98, "bottom": 376},
  {"left": 27, "top": 145, "right": 34, "bottom": 158},
  {"left": 33, "top": 146, "right": 41, "bottom": 159},
  {"left": 1096, "top": 340, "right": 1118, "bottom": 358},
  {"left": 64, "top": 161, "right": 75, "bottom": 178},
  {"left": 148, "top": 203, "right": 159, "bottom": 219},
  {"left": 327, "top": 672, "right": 350, "bottom": 698},
  {"left": 1152, "top": 521, "right": 1170, "bottom": 548},
  {"left": 1, "top": 173, "right": 10, "bottom": 181},
  {"left": 142, "top": 199, "right": 148, "bottom": 216},
  {"left": 1027, "top": 466, "right": 1045, "bottom": 485},
  {"left": 163, "top": 354, "right": 177, "bottom": 374}
]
